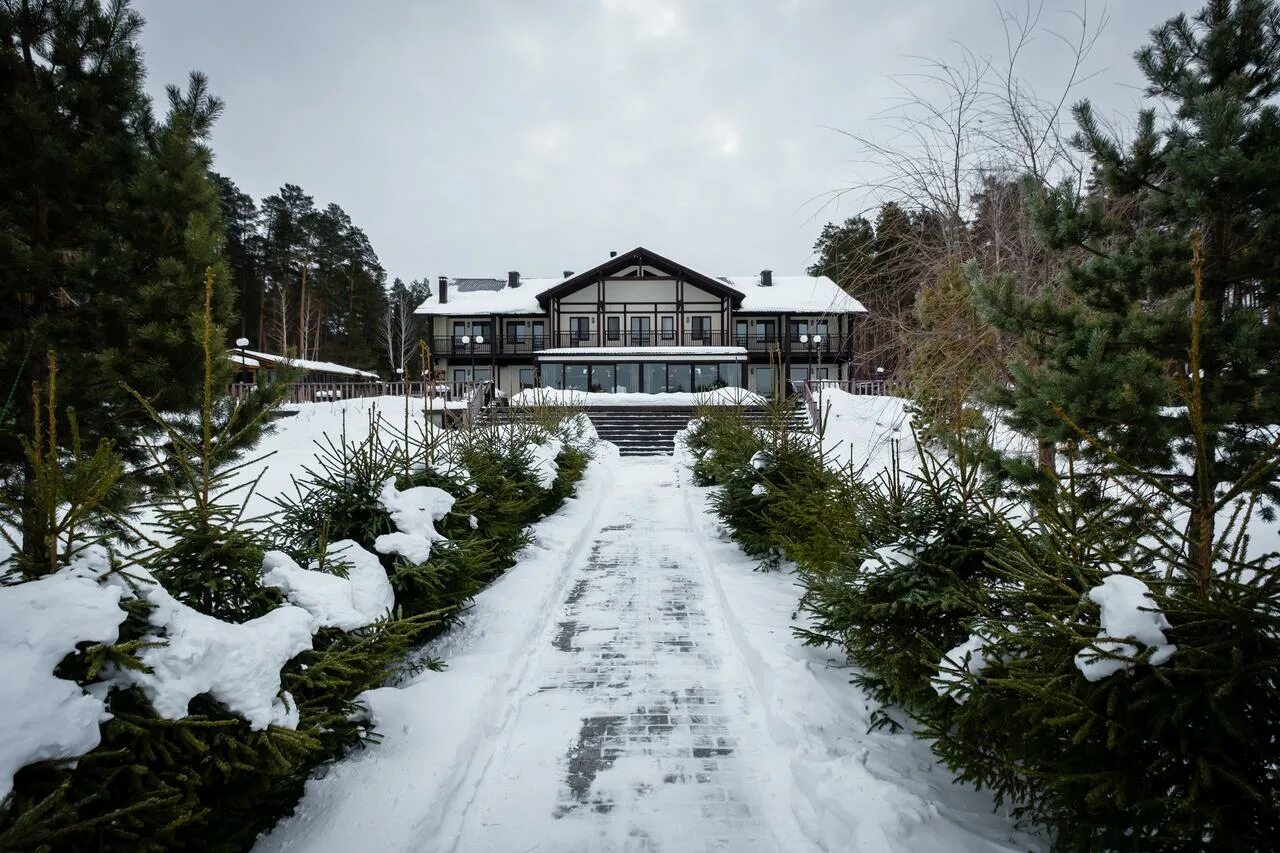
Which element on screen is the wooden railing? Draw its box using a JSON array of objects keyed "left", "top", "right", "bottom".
[
  {"left": 806, "top": 378, "right": 887, "bottom": 396},
  {"left": 229, "top": 381, "right": 430, "bottom": 405}
]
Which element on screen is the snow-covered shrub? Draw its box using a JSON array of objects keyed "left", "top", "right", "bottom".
[
  {"left": 796, "top": 451, "right": 1008, "bottom": 721},
  {"left": 922, "top": 477, "right": 1280, "bottom": 852},
  {"left": 683, "top": 407, "right": 765, "bottom": 486}
]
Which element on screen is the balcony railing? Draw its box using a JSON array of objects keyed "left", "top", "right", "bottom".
[{"left": 427, "top": 331, "right": 847, "bottom": 357}]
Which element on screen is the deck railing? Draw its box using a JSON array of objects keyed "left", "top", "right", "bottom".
[
  {"left": 229, "top": 381, "right": 429, "bottom": 405},
  {"left": 428, "top": 331, "right": 851, "bottom": 357}
]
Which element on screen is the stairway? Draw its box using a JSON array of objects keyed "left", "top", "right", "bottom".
[{"left": 484, "top": 401, "right": 811, "bottom": 457}]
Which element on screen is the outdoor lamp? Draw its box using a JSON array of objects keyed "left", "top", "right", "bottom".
[
  {"left": 800, "top": 333, "right": 809, "bottom": 344},
  {"left": 813, "top": 334, "right": 823, "bottom": 345},
  {"left": 461, "top": 335, "right": 471, "bottom": 345},
  {"left": 235, "top": 337, "right": 249, "bottom": 348},
  {"left": 475, "top": 335, "right": 485, "bottom": 345}
]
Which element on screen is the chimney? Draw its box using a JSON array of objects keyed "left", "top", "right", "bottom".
[
  {"left": 562, "top": 270, "right": 574, "bottom": 278},
  {"left": 760, "top": 269, "right": 773, "bottom": 287},
  {"left": 609, "top": 250, "right": 617, "bottom": 258},
  {"left": 508, "top": 270, "right": 520, "bottom": 288},
  {"left": 438, "top": 275, "right": 448, "bottom": 304}
]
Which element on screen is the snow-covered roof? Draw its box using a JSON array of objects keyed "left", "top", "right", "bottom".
[
  {"left": 227, "top": 353, "right": 262, "bottom": 368},
  {"left": 721, "top": 275, "right": 866, "bottom": 314},
  {"left": 415, "top": 277, "right": 565, "bottom": 316},
  {"left": 414, "top": 270, "right": 865, "bottom": 316},
  {"left": 235, "top": 349, "right": 379, "bottom": 379}
]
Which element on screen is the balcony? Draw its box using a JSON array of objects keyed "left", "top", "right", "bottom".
[{"left": 425, "top": 331, "right": 845, "bottom": 358}]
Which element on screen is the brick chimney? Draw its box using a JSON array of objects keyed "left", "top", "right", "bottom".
[
  {"left": 760, "top": 269, "right": 773, "bottom": 287},
  {"left": 438, "top": 275, "right": 448, "bottom": 304},
  {"left": 508, "top": 271, "right": 520, "bottom": 288}
]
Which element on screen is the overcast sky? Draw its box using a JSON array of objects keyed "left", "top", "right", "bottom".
[{"left": 132, "top": 0, "right": 1189, "bottom": 285}]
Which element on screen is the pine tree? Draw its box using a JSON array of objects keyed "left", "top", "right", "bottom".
[
  {"left": 973, "top": 0, "right": 1280, "bottom": 571},
  {"left": 0, "top": 0, "right": 235, "bottom": 562}
]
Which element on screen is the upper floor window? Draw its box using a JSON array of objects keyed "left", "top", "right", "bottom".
[
  {"left": 570, "top": 317, "right": 591, "bottom": 342},
  {"left": 607, "top": 316, "right": 621, "bottom": 341},
  {"left": 661, "top": 315, "right": 675, "bottom": 341},
  {"left": 507, "top": 323, "right": 526, "bottom": 343},
  {"left": 756, "top": 320, "right": 776, "bottom": 343},
  {"left": 691, "top": 316, "right": 710, "bottom": 342}
]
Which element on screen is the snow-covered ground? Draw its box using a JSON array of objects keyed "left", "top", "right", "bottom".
[
  {"left": 512, "top": 387, "right": 766, "bottom": 408},
  {"left": 257, "top": 439, "right": 1040, "bottom": 852}
]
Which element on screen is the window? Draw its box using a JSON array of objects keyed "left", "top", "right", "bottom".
[
  {"left": 644, "top": 362, "right": 667, "bottom": 392},
  {"left": 719, "top": 363, "right": 742, "bottom": 387},
  {"left": 615, "top": 363, "right": 640, "bottom": 393},
  {"left": 570, "top": 317, "right": 591, "bottom": 343},
  {"left": 590, "top": 364, "right": 615, "bottom": 393},
  {"left": 755, "top": 320, "right": 775, "bottom": 343},
  {"left": 630, "top": 317, "right": 651, "bottom": 346},
  {"left": 507, "top": 323, "right": 526, "bottom": 344},
  {"left": 519, "top": 367, "right": 535, "bottom": 388},
  {"left": 693, "top": 364, "right": 719, "bottom": 391},
  {"left": 452, "top": 322, "right": 467, "bottom": 344},
  {"left": 691, "top": 316, "right": 710, "bottom": 342},
  {"left": 661, "top": 316, "right": 676, "bottom": 341},
  {"left": 607, "top": 316, "right": 621, "bottom": 341},
  {"left": 734, "top": 320, "right": 748, "bottom": 346},
  {"left": 531, "top": 322, "right": 546, "bottom": 349},
  {"left": 755, "top": 366, "right": 774, "bottom": 398},
  {"left": 667, "top": 364, "right": 691, "bottom": 392},
  {"left": 790, "top": 320, "right": 807, "bottom": 342},
  {"left": 541, "top": 363, "right": 563, "bottom": 388},
  {"left": 564, "top": 364, "right": 589, "bottom": 391}
]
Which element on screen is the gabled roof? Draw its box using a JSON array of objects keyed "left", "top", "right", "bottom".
[
  {"left": 533, "top": 247, "right": 746, "bottom": 308},
  {"left": 413, "top": 247, "right": 866, "bottom": 316}
]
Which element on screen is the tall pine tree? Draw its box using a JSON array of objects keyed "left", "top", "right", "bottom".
[
  {"left": 975, "top": 0, "right": 1280, "bottom": 579},
  {"left": 0, "top": 0, "right": 234, "bottom": 563}
]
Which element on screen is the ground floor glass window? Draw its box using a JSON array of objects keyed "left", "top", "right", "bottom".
[
  {"left": 615, "top": 363, "right": 640, "bottom": 393},
  {"left": 564, "top": 364, "right": 588, "bottom": 391}
]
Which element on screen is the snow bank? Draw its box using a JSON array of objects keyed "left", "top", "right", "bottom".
[
  {"left": 373, "top": 478, "right": 454, "bottom": 563},
  {"left": 0, "top": 547, "right": 126, "bottom": 800},
  {"left": 510, "top": 387, "right": 764, "bottom": 408},
  {"left": 526, "top": 438, "right": 563, "bottom": 489},
  {"left": 109, "top": 569, "right": 314, "bottom": 730},
  {"left": 262, "top": 541, "right": 393, "bottom": 632},
  {"left": 1075, "top": 574, "right": 1176, "bottom": 682},
  {"left": 814, "top": 389, "right": 917, "bottom": 476}
]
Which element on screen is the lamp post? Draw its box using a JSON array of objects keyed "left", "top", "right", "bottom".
[
  {"left": 234, "top": 337, "right": 250, "bottom": 389},
  {"left": 395, "top": 366, "right": 405, "bottom": 397},
  {"left": 460, "top": 335, "right": 471, "bottom": 393}
]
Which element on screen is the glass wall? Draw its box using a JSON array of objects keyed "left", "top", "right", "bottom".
[
  {"left": 537, "top": 362, "right": 747, "bottom": 393},
  {"left": 644, "top": 362, "right": 667, "bottom": 392},
  {"left": 693, "top": 364, "right": 720, "bottom": 391},
  {"left": 590, "top": 364, "right": 615, "bottom": 393},
  {"left": 667, "top": 364, "right": 692, "bottom": 392},
  {"left": 564, "top": 364, "right": 589, "bottom": 391},
  {"left": 615, "top": 363, "right": 640, "bottom": 393}
]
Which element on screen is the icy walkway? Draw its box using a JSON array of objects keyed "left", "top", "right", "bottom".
[
  {"left": 260, "top": 450, "right": 1040, "bottom": 853},
  {"left": 441, "top": 459, "right": 779, "bottom": 851}
]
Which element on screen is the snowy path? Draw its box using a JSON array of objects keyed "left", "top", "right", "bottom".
[
  {"left": 436, "top": 458, "right": 783, "bottom": 852},
  {"left": 260, "top": 444, "right": 1040, "bottom": 853}
]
